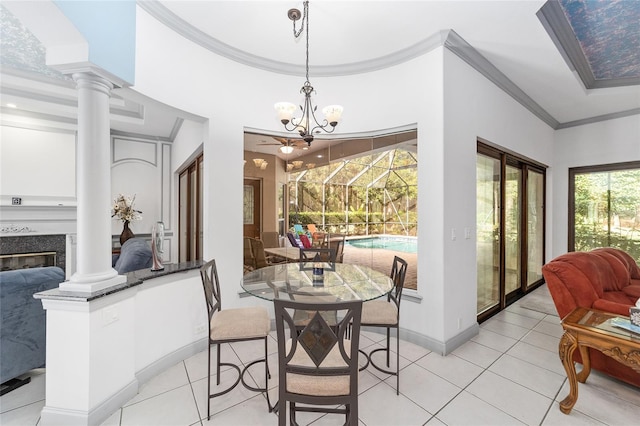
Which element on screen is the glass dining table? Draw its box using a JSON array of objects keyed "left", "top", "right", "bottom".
[{"left": 241, "top": 261, "right": 394, "bottom": 302}]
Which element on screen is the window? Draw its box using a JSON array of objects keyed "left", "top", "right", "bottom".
[{"left": 569, "top": 161, "right": 640, "bottom": 261}]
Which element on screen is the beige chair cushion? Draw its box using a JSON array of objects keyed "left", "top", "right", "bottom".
[
  {"left": 285, "top": 339, "right": 351, "bottom": 396},
  {"left": 210, "top": 306, "right": 270, "bottom": 341},
  {"left": 361, "top": 300, "right": 398, "bottom": 325}
]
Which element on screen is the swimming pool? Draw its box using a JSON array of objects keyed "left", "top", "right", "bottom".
[{"left": 347, "top": 236, "right": 417, "bottom": 253}]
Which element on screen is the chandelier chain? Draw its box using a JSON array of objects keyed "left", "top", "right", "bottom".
[
  {"left": 276, "top": 0, "right": 342, "bottom": 147},
  {"left": 304, "top": 1, "right": 310, "bottom": 83}
]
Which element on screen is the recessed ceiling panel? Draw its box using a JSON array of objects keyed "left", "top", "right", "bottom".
[{"left": 538, "top": 0, "right": 640, "bottom": 89}]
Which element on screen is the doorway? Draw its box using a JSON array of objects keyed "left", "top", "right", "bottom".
[{"left": 178, "top": 154, "right": 203, "bottom": 262}]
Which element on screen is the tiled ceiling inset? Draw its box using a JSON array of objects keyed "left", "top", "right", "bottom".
[{"left": 538, "top": 0, "right": 640, "bottom": 89}]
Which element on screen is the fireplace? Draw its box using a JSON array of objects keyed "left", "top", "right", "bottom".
[
  {"left": 0, "top": 252, "right": 57, "bottom": 272},
  {"left": 0, "top": 235, "right": 66, "bottom": 272}
]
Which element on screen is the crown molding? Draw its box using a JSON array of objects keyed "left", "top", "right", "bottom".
[
  {"left": 110, "top": 128, "right": 173, "bottom": 143},
  {"left": 443, "top": 30, "right": 560, "bottom": 129},
  {"left": 1, "top": 106, "right": 77, "bottom": 124},
  {"left": 555, "top": 108, "right": 640, "bottom": 130},
  {"left": 0, "top": 119, "right": 77, "bottom": 135},
  {"left": 138, "top": 0, "right": 444, "bottom": 78}
]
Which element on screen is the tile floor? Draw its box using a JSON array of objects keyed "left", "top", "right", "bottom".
[{"left": 2, "top": 291, "right": 640, "bottom": 425}]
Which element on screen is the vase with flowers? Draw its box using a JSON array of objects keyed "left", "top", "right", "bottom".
[{"left": 112, "top": 194, "right": 143, "bottom": 245}]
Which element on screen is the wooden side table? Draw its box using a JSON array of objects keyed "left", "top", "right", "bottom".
[{"left": 559, "top": 307, "right": 640, "bottom": 414}]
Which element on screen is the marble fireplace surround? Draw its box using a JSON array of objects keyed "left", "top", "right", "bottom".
[{"left": 0, "top": 234, "right": 66, "bottom": 272}]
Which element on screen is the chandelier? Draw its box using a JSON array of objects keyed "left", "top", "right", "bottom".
[{"left": 274, "top": 1, "right": 343, "bottom": 146}]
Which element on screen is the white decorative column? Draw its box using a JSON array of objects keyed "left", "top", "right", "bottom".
[{"left": 59, "top": 72, "right": 125, "bottom": 293}]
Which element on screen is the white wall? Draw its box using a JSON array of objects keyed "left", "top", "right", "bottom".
[
  {"left": 137, "top": 2, "right": 566, "bottom": 353},
  {"left": 425, "top": 49, "right": 555, "bottom": 345},
  {"left": 550, "top": 115, "right": 640, "bottom": 259},
  {"left": 0, "top": 125, "right": 76, "bottom": 204},
  {"left": 0, "top": 125, "right": 174, "bottom": 260},
  {"left": 172, "top": 119, "right": 204, "bottom": 172},
  {"left": 0, "top": 125, "right": 77, "bottom": 236},
  {"left": 134, "top": 4, "right": 604, "bottom": 351},
  {"left": 132, "top": 5, "right": 450, "bottom": 340}
]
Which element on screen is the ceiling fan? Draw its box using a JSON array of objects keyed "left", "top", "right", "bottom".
[{"left": 257, "top": 137, "right": 308, "bottom": 153}]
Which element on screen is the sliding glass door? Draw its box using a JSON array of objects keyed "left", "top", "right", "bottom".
[
  {"left": 477, "top": 153, "right": 501, "bottom": 314},
  {"left": 477, "top": 142, "right": 546, "bottom": 319}
]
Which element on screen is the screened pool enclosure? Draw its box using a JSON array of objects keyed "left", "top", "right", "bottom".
[{"left": 288, "top": 147, "right": 418, "bottom": 237}]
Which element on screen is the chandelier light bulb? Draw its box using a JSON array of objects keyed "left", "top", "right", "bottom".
[
  {"left": 322, "top": 105, "right": 343, "bottom": 126},
  {"left": 274, "top": 102, "right": 296, "bottom": 124}
]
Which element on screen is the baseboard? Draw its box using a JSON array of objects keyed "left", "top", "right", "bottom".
[
  {"left": 39, "top": 339, "right": 208, "bottom": 426},
  {"left": 136, "top": 338, "right": 208, "bottom": 385},
  {"left": 40, "top": 378, "right": 138, "bottom": 426},
  {"left": 363, "top": 322, "right": 479, "bottom": 356},
  {"left": 442, "top": 323, "right": 480, "bottom": 355}
]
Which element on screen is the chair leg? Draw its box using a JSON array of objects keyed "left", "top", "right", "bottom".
[
  {"left": 386, "top": 327, "right": 391, "bottom": 367},
  {"left": 350, "top": 401, "right": 358, "bottom": 426},
  {"left": 396, "top": 326, "right": 400, "bottom": 395},
  {"left": 216, "top": 343, "right": 221, "bottom": 385},
  {"left": 207, "top": 342, "right": 212, "bottom": 421},
  {"left": 278, "top": 400, "right": 285, "bottom": 426},
  {"left": 264, "top": 337, "right": 275, "bottom": 412}
]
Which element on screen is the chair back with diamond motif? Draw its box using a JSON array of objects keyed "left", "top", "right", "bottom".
[{"left": 273, "top": 298, "right": 362, "bottom": 423}]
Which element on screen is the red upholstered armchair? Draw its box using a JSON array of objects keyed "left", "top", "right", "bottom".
[{"left": 542, "top": 247, "right": 640, "bottom": 387}]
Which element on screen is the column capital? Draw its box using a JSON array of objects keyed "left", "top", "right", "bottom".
[{"left": 72, "top": 72, "right": 114, "bottom": 95}]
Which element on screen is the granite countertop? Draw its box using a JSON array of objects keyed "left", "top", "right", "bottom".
[{"left": 34, "top": 260, "right": 204, "bottom": 302}]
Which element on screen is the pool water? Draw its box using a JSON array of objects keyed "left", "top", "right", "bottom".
[{"left": 347, "top": 236, "right": 417, "bottom": 253}]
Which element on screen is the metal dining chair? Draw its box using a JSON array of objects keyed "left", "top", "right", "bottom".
[
  {"left": 200, "top": 259, "right": 273, "bottom": 420},
  {"left": 359, "top": 255, "right": 408, "bottom": 394},
  {"left": 273, "top": 299, "right": 362, "bottom": 426}
]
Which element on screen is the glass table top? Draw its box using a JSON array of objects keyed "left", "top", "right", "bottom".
[
  {"left": 577, "top": 309, "right": 640, "bottom": 341},
  {"left": 241, "top": 262, "right": 394, "bottom": 302}
]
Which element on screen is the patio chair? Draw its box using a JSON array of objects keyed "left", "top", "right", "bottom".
[
  {"left": 306, "top": 223, "right": 319, "bottom": 234},
  {"left": 273, "top": 299, "right": 362, "bottom": 426},
  {"left": 328, "top": 234, "right": 346, "bottom": 263},
  {"left": 311, "top": 231, "right": 328, "bottom": 248},
  {"left": 359, "top": 255, "right": 408, "bottom": 394},
  {"left": 293, "top": 223, "right": 308, "bottom": 236},
  {"left": 250, "top": 237, "right": 285, "bottom": 268},
  {"left": 299, "top": 234, "right": 312, "bottom": 248},
  {"left": 260, "top": 231, "right": 280, "bottom": 248},
  {"left": 243, "top": 237, "right": 256, "bottom": 271},
  {"left": 287, "top": 232, "right": 304, "bottom": 249}
]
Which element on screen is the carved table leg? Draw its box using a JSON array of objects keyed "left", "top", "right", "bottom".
[
  {"left": 576, "top": 344, "right": 591, "bottom": 383},
  {"left": 558, "top": 331, "right": 579, "bottom": 414}
]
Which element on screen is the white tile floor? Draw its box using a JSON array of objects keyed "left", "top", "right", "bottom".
[{"left": 3, "top": 291, "right": 640, "bottom": 426}]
